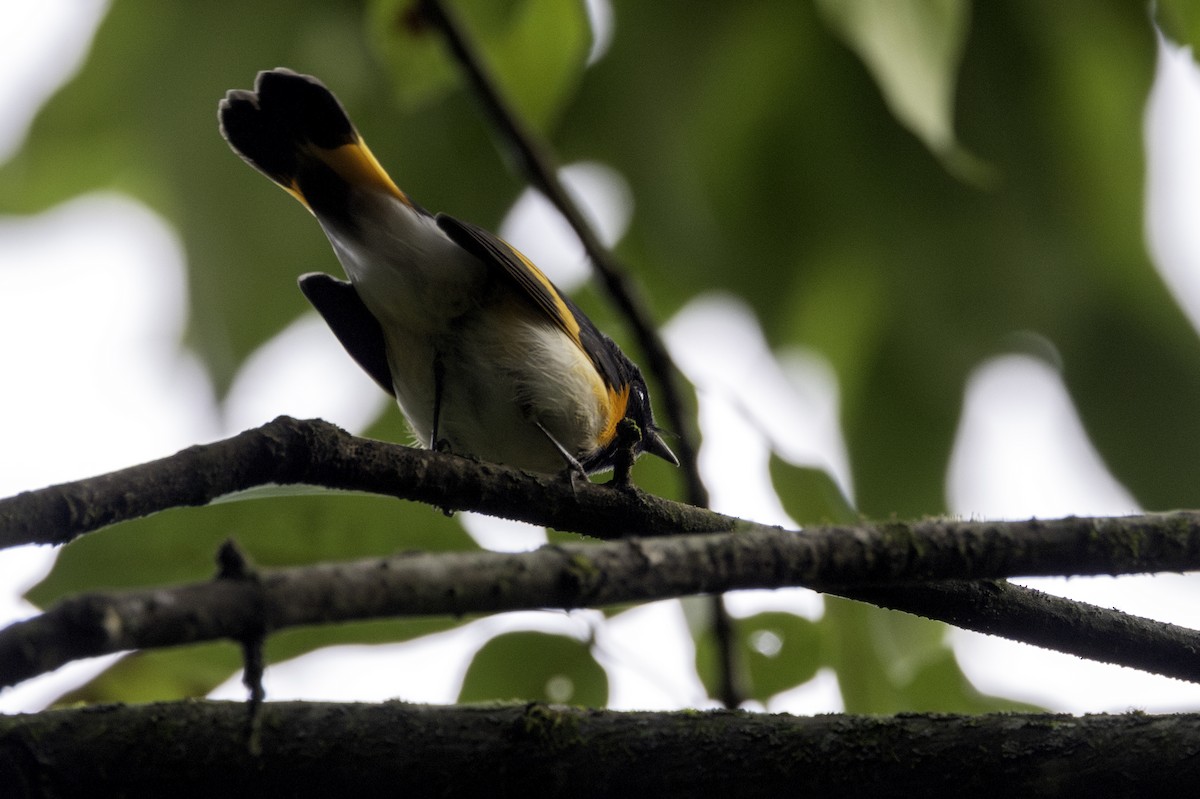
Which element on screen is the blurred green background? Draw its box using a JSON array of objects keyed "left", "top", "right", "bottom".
[{"left": 4, "top": 0, "right": 1200, "bottom": 712}]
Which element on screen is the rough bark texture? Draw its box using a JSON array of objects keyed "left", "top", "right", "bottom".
[
  {"left": 9, "top": 421, "right": 1200, "bottom": 590},
  {"left": 6, "top": 532, "right": 1200, "bottom": 689},
  {"left": 849, "top": 579, "right": 1200, "bottom": 683},
  {"left": 0, "top": 701, "right": 1196, "bottom": 797},
  {"left": 0, "top": 416, "right": 729, "bottom": 549}
]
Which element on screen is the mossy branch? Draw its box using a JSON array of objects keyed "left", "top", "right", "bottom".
[
  {"left": 2, "top": 701, "right": 1199, "bottom": 795},
  {"left": 0, "top": 416, "right": 724, "bottom": 550},
  {"left": 5, "top": 491, "right": 1200, "bottom": 687}
]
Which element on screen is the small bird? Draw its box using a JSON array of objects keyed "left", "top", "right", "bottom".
[{"left": 218, "top": 68, "right": 677, "bottom": 477}]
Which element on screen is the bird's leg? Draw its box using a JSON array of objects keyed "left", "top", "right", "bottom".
[
  {"left": 431, "top": 354, "right": 457, "bottom": 517},
  {"left": 608, "top": 418, "right": 641, "bottom": 490},
  {"left": 535, "top": 421, "right": 587, "bottom": 491},
  {"left": 430, "top": 354, "right": 450, "bottom": 453}
]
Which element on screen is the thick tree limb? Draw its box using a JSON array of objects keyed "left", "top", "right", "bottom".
[
  {"left": 0, "top": 416, "right": 728, "bottom": 549},
  {"left": 5, "top": 524, "right": 1200, "bottom": 688},
  {"left": 1, "top": 701, "right": 1198, "bottom": 796}
]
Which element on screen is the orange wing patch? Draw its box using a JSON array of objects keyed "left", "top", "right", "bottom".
[
  {"left": 595, "top": 382, "right": 631, "bottom": 447},
  {"left": 310, "top": 139, "right": 413, "bottom": 207},
  {"left": 504, "top": 244, "right": 583, "bottom": 346}
]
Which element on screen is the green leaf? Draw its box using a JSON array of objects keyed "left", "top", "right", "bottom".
[
  {"left": 371, "top": 0, "right": 591, "bottom": 130},
  {"left": 819, "top": 582, "right": 1045, "bottom": 714},
  {"left": 1155, "top": 0, "right": 1200, "bottom": 50},
  {"left": 821, "top": 596, "right": 938, "bottom": 714},
  {"left": 740, "top": 612, "right": 822, "bottom": 700},
  {"left": 53, "top": 643, "right": 242, "bottom": 706},
  {"left": 27, "top": 492, "right": 478, "bottom": 703},
  {"left": 458, "top": 631, "right": 607, "bottom": 706},
  {"left": 769, "top": 456, "right": 858, "bottom": 525},
  {"left": 52, "top": 616, "right": 464, "bottom": 705},
  {"left": 695, "top": 611, "right": 822, "bottom": 703},
  {"left": 815, "top": 0, "right": 982, "bottom": 178},
  {"left": 29, "top": 494, "right": 476, "bottom": 603},
  {"left": 0, "top": 0, "right": 394, "bottom": 394},
  {"left": 819, "top": 597, "right": 893, "bottom": 714},
  {"left": 903, "top": 648, "right": 1042, "bottom": 713}
]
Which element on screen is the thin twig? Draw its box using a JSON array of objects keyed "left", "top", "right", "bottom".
[
  {"left": 412, "top": 0, "right": 736, "bottom": 707},
  {"left": 215, "top": 540, "right": 266, "bottom": 752}
]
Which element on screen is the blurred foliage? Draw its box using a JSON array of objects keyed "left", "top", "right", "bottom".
[
  {"left": 30, "top": 489, "right": 477, "bottom": 703},
  {"left": 695, "top": 609, "right": 822, "bottom": 703},
  {"left": 762, "top": 456, "right": 1040, "bottom": 712},
  {"left": 0, "top": 0, "right": 1189, "bottom": 709},
  {"left": 1157, "top": 0, "right": 1200, "bottom": 49},
  {"left": 815, "top": 0, "right": 982, "bottom": 179},
  {"left": 458, "top": 631, "right": 607, "bottom": 706},
  {"left": 371, "top": 0, "right": 591, "bottom": 129}
]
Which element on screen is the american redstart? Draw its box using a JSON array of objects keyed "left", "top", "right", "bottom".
[{"left": 218, "top": 68, "right": 677, "bottom": 477}]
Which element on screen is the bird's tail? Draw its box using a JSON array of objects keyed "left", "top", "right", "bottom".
[{"left": 218, "top": 68, "right": 412, "bottom": 221}]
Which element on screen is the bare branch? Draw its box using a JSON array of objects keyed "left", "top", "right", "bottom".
[
  {"left": 3, "top": 701, "right": 1199, "bottom": 795},
  {"left": 7, "top": 417, "right": 1200, "bottom": 691},
  {"left": 0, "top": 416, "right": 727, "bottom": 549},
  {"left": 6, "top": 521, "right": 1200, "bottom": 687},
  {"left": 850, "top": 580, "right": 1200, "bottom": 684}
]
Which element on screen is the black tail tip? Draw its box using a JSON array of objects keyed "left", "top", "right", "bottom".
[{"left": 218, "top": 68, "right": 357, "bottom": 183}]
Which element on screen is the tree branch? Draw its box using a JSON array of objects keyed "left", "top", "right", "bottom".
[
  {"left": 6, "top": 520, "right": 1200, "bottom": 688},
  {"left": 850, "top": 579, "right": 1200, "bottom": 683},
  {"left": 3, "top": 701, "right": 1199, "bottom": 795},
  {"left": 7, "top": 418, "right": 1200, "bottom": 691},
  {"left": 7, "top": 420, "right": 1200, "bottom": 575},
  {"left": 0, "top": 416, "right": 727, "bottom": 549}
]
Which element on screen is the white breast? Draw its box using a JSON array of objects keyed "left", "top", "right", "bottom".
[
  {"left": 316, "top": 191, "right": 606, "bottom": 473},
  {"left": 434, "top": 310, "right": 608, "bottom": 473}
]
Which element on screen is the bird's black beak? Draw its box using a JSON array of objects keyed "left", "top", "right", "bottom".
[{"left": 644, "top": 431, "right": 679, "bottom": 466}]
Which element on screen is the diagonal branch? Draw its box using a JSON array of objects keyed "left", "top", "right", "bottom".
[
  {"left": 5, "top": 520, "right": 1200, "bottom": 688},
  {"left": 852, "top": 579, "right": 1200, "bottom": 683},
  {"left": 0, "top": 416, "right": 727, "bottom": 550},
  {"left": 7, "top": 418, "right": 1200, "bottom": 576}
]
